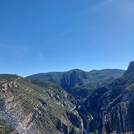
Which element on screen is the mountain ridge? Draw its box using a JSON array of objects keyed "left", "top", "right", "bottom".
[
  {"left": 27, "top": 68, "right": 125, "bottom": 78},
  {"left": 124, "top": 61, "right": 134, "bottom": 76},
  {"left": 27, "top": 69, "right": 125, "bottom": 100}
]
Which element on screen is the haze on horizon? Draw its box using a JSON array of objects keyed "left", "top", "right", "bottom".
[{"left": 0, "top": 0, "right": 134, "bottom": 76}]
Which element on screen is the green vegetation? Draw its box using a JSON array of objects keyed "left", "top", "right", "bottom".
[
  {"left": 0, "top": 74, "right": 82, "bottom": 134},
  {"left": 27, "top": 69, "right": 125, "bottom": 100},
  {"left": 0, "top": 121, "right": 14, "bottom": 134},
  {"left": 0, "top": 74, "right": 18, "bottom": 81}
]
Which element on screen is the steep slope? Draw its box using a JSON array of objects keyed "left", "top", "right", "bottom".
[
  {"left": 29, "top": 79, "right": 76, "bottom": 108},
  {"left": 124, "top": 61, "right": 134, "bottom": 76},
  {"left": 0, "top": 121, "right": 14, "bottom": 134},
  {"left": 0, "top": 74, "right": 83, "bottom": 134},
  {"left": 27, "top": 69, "right": 125, "bottom": 100},
  {"left": 82, "top": 62, "right": 134, "bottom": 134}
]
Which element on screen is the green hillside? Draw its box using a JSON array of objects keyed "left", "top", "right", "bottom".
[
  {"left": 0, "top": 74, "right": 83, "bottom": 134},
  {"left": 27, "top": 69, "right": 125, "bottom": 100}
]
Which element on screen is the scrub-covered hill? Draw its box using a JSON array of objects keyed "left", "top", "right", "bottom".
[
  {"left": 27, "top": 69, "right": 125, "bottom": 100},
  {"left": 0, "top": 74, "right": 83, "bottom": 134}
]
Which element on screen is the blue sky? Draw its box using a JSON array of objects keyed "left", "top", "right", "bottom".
[{"left": 0, "top": 0, "right": 134, "bottom": 76}]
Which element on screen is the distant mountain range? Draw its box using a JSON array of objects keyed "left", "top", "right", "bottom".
[{"left": 27, "top": 69, "right": 125, "bottom": 100}]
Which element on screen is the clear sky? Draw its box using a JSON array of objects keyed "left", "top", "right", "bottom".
[{"left": 0, "top": 0, "right": 134, "bottom": 76}]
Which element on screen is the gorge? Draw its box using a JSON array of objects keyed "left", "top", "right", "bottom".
[{"left": 1, "top": 62, "right": 134, "bottom": 133}]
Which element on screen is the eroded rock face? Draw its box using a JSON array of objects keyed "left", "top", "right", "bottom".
[
  {"left": 29, "top": 79, "right": 77, "bottom": 109},
  {"left": 83, "top": 63, "right": 134, "bottom": 133},
  {"left": 2, "top": 81, "right": 18, "bottom": 91},
  {"left": 56, "top": 112, "right": 83, "bottom": 134},
  {"left": 124, "top": 61, "right": 134, "bottom": 76},
  {"left": 1, "top": 76, "right": 20, "bottom": 91},
  {"left": 0, "top": 75, "right": 83, "bottom": 134},
  {"left": 0, "top": 95, "right": 38, "bottom": 134}
]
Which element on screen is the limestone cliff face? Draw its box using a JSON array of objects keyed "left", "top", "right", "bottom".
[
  {"left": 124, "top": 61, "right": 134, "bottom": 76},
  {"left": 84, "top": 62, "right": 134, "bottom": 134}
]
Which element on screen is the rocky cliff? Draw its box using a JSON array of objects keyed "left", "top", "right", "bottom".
[
  {"left": 124, "top": 61, "right": 134, "bottom": 76},
  {"left": 0, "top": 74, "right": 83, "bottom": 134},
  {"left": 83, "top": 62, "right": 134, "bottom": 134}
]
